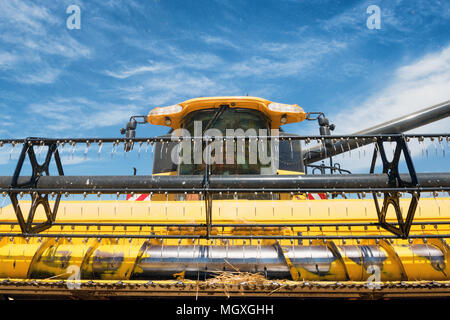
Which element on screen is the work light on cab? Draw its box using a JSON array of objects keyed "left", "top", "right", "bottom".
[
  {"left": 268, "top": 102, "right": 303, "bottom": 113},
  {"left": 149, "top": 104, "right": 183, "bottom": 116}
]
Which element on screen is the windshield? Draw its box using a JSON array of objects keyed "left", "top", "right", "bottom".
[{"left": 179, "top": 108, "right": 272, "bottom": 175}]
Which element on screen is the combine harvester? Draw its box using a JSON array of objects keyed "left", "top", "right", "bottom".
[{"left": 0, "top": 97, "right": 449, "bottom": 299}]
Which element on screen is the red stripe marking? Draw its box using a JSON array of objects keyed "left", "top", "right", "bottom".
[
  {"left": 136, "top": 194, "right": 149, "bottom": 201},
  {"left": 307, "top": 193, "right": 327, "bottom": 200}
]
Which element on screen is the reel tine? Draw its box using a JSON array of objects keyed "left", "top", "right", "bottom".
[
  {"left": 111, "top": 141, "right": 117, "bottom": 158},
  {"left": 97, "top": 140, "right": 103, "bottom": 159},
  {"left": 438, "top": 136, "right": 445, "bottom": 158},
  {"left": 138, "top": 141, "right": 143, "bottom": 158},
  {"left": 9, "top": 141, "right": 17, "bottom": 159},
  {"left": 289, "top": 138, "right": 293, "bottom": 159},
  {"left": 145, "top": 139, "right": 150, "bottom": 159},
  {"left": 37, "top": 141, "right": 44, "bottom": 161},
  {"left": 431, "top": 137, "right": 438, "bottom": 157},
  {"left": 70, "top": 141, "right": 76, "bottom": 160},
  {"left": 160, "top": 140, "right": 164, "bottom": 159},
  {"left": 347, "top": 139, "right": 351, "bottom": 158},
  {"left": 84, "top": 140, "right": 90, "bottom": 160},
  {"left": 355, "top": 138, "right": 361, "bottom": 159}
]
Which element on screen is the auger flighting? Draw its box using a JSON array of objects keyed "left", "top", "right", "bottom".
[{"left": 0, "top": 97, "right": 449, "bottom": 299}]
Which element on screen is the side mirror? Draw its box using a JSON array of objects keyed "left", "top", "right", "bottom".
[
  {"left": 121, "top": 116, "right": 147, "bottom": 152},
  {"left": 318, "top": 114, "right": 335, "bottom": 148}
]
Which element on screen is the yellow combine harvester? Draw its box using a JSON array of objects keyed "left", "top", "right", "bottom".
[{"left": 0, "top": 96, "right": 449, "bottom": 299}]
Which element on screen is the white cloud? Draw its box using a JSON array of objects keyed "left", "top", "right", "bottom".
[
  {"left": 142, "top": 72, "right": 240, "bottom": 105},
  {"left": 201, "top": 35, "right": 239, "bottom": 49},
  {"left": 228, "top": 39, "right": 346, "bottom": 78},
  {"left": 0, "top": 52, "right": 17, "bottom": 69},
  {"left": 178, "top": 52, "right": 223, "bottom": 69},
  {"left": 26, "top": 98, "right": 142, "bottom": 135},
  {"left": 397, "top": 47, "right": 450, "bottom": 81},
  {"left": 332, "top": 45, "right": 450, "bottom": 134},
  {"left": 318, "top": 45, "right": 450, "bottom": 173},
  {"left": 0, "top": 0, "right": 59, "bottom": 35},
  {"left": 320, "top": 0, "right": 450, "bottom": 40},
  {"left": 105, "top": 46, "right": 223, "bottom": 80},
  {"left": 15, "top": 67, "right": 62, "bottom": 84},
  {"left": 105, "top": 62, "right": 174, "bottom": 79}
]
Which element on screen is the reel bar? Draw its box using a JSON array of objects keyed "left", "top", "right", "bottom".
[
  {"left": 0, "top": 133, "right": 448, "bottom": 145},
  {"left": 0, "top": 173, "right": 449, "bottom": 193}
]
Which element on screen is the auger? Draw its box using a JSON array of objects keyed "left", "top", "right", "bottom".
[{"left": 0, "top": 96, "right": 449, "bottom": 299}]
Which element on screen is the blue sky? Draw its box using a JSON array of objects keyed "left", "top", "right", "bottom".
[{"left": 0, "top": 0, "right": 449, "bottom": 176}]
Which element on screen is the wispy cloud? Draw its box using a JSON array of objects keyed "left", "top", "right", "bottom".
[
  {"left": 105, "top": 61, "right": 174, "bottom": 79},
  {"left": 320, "top": 0, "right": 450, "bottom": 40},
  {"left": 0, "top": 0, "right": 91, "bottom": 84},
  {"left": 228, "top": 39, "right": 346, "bottom": 78},
  {"left": 300, "top": 43, "right": 450, "bottom": 173},
  {"left": 105, "top": 32, "right": 347, "bottom": 106},
  {"left": 106, "top": 45, "right": 223, "bottom": 78},
  {"left": 146, "top": 72, "right": 236, "bottom": 96},
  {"left": 201, "top": 35, "right": 239, "bottom": 49},
  {"left": 15, "top": 66, "right": 62, "bottom": 84},
  {"left": 25, "top": 97, "right": 142, "bottom": 135},
  {"left": 0, "top": 0, "right": 59, "bottom": 35},
  {"left": 1, "top": 0, "right": 448, "bottom": 147},
  {"left": 0, "top": 52, "right": 17, "bottom": 69}
]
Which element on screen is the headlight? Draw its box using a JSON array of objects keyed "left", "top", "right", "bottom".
[
  {"left": 268, "top": 103, "right": 301, "bottom": 113},
  {"left": 149, "top": 104, "right": 182, "bottom": 116}
]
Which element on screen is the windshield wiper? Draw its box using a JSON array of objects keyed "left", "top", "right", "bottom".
[{"left": 202, "top": 104, "right": 228, "bottom": 135}]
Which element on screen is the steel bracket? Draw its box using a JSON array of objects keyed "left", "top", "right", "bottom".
[
  {"left": 370, "top": 135, "right": 420, "bottom": 238},
  {"left": 9, "top": 138, "right": 64, "bottom": 233}
]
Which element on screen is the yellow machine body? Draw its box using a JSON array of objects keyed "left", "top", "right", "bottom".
[{"left": 0, "top": 198, "right": 449, "bottom": 284}]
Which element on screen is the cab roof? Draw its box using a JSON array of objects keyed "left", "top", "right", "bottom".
[{"left": 147, "top": 96, "right": 306, "bottom": 129}]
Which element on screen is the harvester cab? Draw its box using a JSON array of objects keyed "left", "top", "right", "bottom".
[
  {"left": 123, "top": 97, "right": 309, "bottom": 177},
  {"left": 0, "top": 96, "right": 449, "bottom": 299}
]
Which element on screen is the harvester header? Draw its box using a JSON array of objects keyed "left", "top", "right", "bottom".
[{"left": 0, "top": 97, "right": 449, "bottom": 299}]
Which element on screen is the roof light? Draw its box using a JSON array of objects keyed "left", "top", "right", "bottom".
[
  {"left": 149, "top": 104, "right": 182, "bottom": 116},
  {"left": 268, "top": 103, "right": 301, "bottom": 113}
]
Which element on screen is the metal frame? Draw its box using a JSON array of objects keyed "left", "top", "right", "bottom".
[
  {"left": 370, "top": 135, "right": 420, "bottom": 238},
  {"left": 8, "top": 138, "right": 64, "bottom": 233}
]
